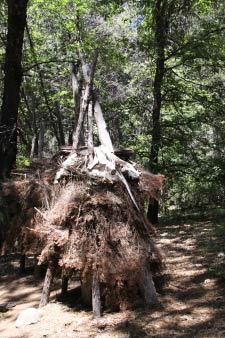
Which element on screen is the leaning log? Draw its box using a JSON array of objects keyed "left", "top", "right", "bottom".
[{"left": 39, "top": 261, "right": 56, "bottom": 308}]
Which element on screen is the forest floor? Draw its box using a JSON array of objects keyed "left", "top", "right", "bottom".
[{"left": 0, "top": 210, "right": 225, "bottom": 338}]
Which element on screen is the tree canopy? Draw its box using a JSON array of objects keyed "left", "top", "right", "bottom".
[{"left": 0, "top": 0, "right": 225, "bottom": 210}]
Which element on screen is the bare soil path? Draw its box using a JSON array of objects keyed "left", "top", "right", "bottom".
[{"left": 0, "top": 214, "right": 225, "bottom": 338}]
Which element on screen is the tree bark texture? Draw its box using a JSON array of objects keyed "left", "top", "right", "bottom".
[
  {"left": 0, "top": 0, "right": 29, "bottom": 178},
  {"left": 92, "top": 269, "right": 102, "bottom": 318},
  {"left": 39, "top": 262, "right": 56, "bottom": 308}
]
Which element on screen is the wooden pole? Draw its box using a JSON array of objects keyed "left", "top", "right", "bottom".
[
  {"left": 39, "top": 261, "right": 56, "bottom": 308},
  {"left": 140, "top": 267, "right": 158, "bottom": 306},
  {"left": 92, "top": 269, "right": 101, "bottom": 318}
]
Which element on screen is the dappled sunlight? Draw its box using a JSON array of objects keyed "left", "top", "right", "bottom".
[{"left": 1, "top": 216, "right": 225, "bottom": 337}]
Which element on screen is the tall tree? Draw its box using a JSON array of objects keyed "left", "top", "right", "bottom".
[
  {"left": 0, "top": 0, "right": 29, "bottom": 178},
  {"left": 147, "top": 0, "right": 168, "bottom": 224}
]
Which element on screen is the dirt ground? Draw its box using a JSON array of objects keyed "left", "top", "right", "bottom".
[{"left": 1, "top": 214, "right": 225, "bottom": 338}]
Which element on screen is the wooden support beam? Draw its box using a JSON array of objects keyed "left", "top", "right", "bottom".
[
  {"left": 39, "top": 261, "right": 56, "bottom": 308},
  {"left": 92, "top": 269, "right": 102, "bottom": 318}
]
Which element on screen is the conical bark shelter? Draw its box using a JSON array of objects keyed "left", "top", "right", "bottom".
[{"left": 0, "top": 50, "right": 164, "bottom": 316}]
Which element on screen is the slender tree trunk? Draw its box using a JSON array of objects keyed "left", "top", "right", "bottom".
[
  {"left": 71, "top": 62, "right": 81, "bottom": 126},
  {"left": 38, "top": 119, "right": 44, "bottom": 159},
  {"left": 21, "top": 87, "right": 38, "bottom": 158},
  {"left": 39, "top": 261, "right": 56, "bottom": 308},
  {"left": 92, "top": 269, "right": 101, "bottom": 318},
  {"left": 61, "top": 275, "right": 69, "bottom": 295},
  {"left": 87, "top": 103, "right": 94, "bottom": 159},
  {"left": 30, "top": 135, "right": 37, "bottom": 158},
  {"left": 148, "top": 0, "right": 167, "bottom": 224},
  {"left": 56, "top": 105, "right": 65, "bottom": 146},
  {"left": 0, "top": 0, "right": 29, "bottom": 178},
  {"left": 19, "top": 251, "right": 26, "bottom": 274}
]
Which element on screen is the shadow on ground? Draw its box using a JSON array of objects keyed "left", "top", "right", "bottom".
[{"left": 1, "top": 212, "right": 225, "bottom": 337}]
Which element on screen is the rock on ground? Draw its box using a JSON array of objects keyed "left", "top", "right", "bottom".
[{"left": 15, "top": 307, "right": 41, "bottom": 328}]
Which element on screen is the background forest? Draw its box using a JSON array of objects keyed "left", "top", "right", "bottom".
[{"left": 0, "top": 0, "right": 225, "bottom": 213}]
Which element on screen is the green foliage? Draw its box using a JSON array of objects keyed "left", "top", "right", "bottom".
[
  {"left": 16, "top": 155, "right": 30, "bottom": 170},
  {"left": 1, "top": 0, "right": 225, "bottom": 212}
]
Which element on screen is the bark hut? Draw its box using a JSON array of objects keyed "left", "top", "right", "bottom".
[{"left": 1, "top": 49, "right": 164, "bottom": 316}]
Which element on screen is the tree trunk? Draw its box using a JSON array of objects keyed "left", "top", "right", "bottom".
[
  {"left": 71, "top": 62, "right": 81, "bottom": 126},
  {"left": 39, "top": 262, "right": 56, "bottom": 308},
  {"left": 30, "top": 134, "right": 37, "bottom": 159},
  {"left": 0, "top": 0, "right": 28, "bottom": 178},
  {"left": 148, "top": 0, "right": 167, "bottom": 224},
  {"left": 72, "top": 50, "right": 98, "bottom": 150},
  {"left": 92, "top": 269, "right": 101, "bottom": 318},
  {"left": 56, "top": 105, "right": 65, "bottom": 146},
  {"left": 61, "top": 276, "right": 69, "bottom": 295},
  {"left": 19, "top": 253, "right": 26, "bottom": 274},
  {"left": 87, "top": 103, "right": 94, "bottom": 159},
  {"left": 21, "top": 87, "right": 38, "bottom": 158},
  {"left": 38, "top": 119, "right": 44, "bottom": 159},
  {"left": 147, "top": 199, "right": 159, "bottom": 225}
]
